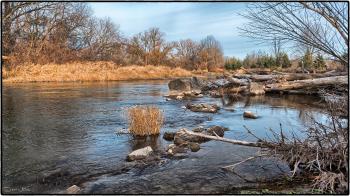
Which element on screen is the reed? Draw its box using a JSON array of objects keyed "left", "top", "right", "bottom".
[
  {"left": 127, "top": 105, "right": 163, "bottom": 136},
  {"left": 2, "top": 61, "right": 193, "bottom": 83}
]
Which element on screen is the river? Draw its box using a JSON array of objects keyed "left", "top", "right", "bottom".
[{"left": 2, "top": 80, "right": 326, "bottom": 194}]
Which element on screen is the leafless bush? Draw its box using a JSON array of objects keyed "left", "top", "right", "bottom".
[{"left": 251, "top": 94, "right": 348, "bottom": 193}]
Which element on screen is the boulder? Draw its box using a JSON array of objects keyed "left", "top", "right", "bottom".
[
  {"left": 127, "top": 146, "right": 153, "bottom": 161},
  {"left": 186, "top": 103, "right": 220, "bottom": 113},
  {"left": 163, "top": 132, "right": 175, "bottom": 141},
  {"left": 168, "top": 79, "right": 192, "bottom": 91},
  {"left": 188, "top": 142, "right": 200, "bottom": 152},
  {"left": 243, "top": 111, "right": 258, "bottom": 119},
  {"left": 249, "top": 82, "right": 265, "bottom": 95},
  {"left": 174, "top": 129, "right": 210, "bottom": 143},
  {"left": 66, "top": 185, "right": 81, "bottom": 194}
]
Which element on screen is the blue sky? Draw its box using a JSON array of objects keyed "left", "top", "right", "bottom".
[{"left": 90, "top": 2, "right": 270, "bottom": 59}]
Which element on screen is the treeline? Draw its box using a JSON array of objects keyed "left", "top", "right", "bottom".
[
  {"left": 2, "top": 2, "right": 224, "bottom": 71},
  {"left": 225, "top": 50, "right": 327, "bottom": 70}
]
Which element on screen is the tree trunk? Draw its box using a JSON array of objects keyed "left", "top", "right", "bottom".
[{"left": 265, "top": 76, "right": 348, "bottom": 92}]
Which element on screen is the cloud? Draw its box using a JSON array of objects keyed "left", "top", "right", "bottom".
[{"left": 90, "top": 2, "right": 269, "bottom": 58}]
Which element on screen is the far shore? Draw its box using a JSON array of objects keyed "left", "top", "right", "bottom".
[{"left": 2, "top": 62, "right": 205, "bottom": 83}]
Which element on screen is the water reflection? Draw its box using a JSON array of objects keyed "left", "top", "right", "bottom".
[{"left": 2, "top": 81, "right": 328, "bottom": 193}]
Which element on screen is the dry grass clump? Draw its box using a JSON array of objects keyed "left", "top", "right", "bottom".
[
  {"left": 2, "top": 61, "right": 193, "bottom": 82},
  {"left": 127, "top": 105, "right": 163, "bottom": 137}
]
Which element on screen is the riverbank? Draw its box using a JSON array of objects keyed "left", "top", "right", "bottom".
[{"left": 2, "top": 62, "right": 198, "bottom": 83}]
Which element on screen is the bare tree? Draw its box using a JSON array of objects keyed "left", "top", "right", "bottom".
[
  {"left": 199, "top": 35, "right": 224, "bottom": 71},
  {"left": 240, "top": 2, "right": 348, "bottom": 65}
]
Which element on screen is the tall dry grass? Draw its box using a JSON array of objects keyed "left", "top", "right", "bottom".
[
  {"left": 2, "top": 61, "right": 193, "bottom": 83},
  {"left": 127, "top": 105, "right": 163, "bottom": 137}
]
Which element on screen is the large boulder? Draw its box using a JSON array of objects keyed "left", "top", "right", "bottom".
[
  {"left": 127, "top": 146, "right": 153, "bottom": 161},
  {"left": 168, "top": 77, "right": 207, "bottom": 92},
  {"left": 186, "top": 103, "right": 220, "bottom": 113},
  {"left": 168, "top": 79, "right": 192, "bottom": 91}
]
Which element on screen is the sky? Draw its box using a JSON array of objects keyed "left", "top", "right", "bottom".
[{"left": 90, "top": 2, "right": 270, "bottom": 59}]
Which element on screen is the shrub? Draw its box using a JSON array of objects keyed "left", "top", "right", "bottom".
[
  {"left": 127, "top": 105, "right": 163, "bottom": 136},
  {"left": 224, "top": 57, "right": 242, "bottom": 70},
  {"left": 313, "top": 53, "right": 326, "bottom": 70}
]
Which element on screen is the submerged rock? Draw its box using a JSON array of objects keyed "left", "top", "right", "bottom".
[
  {"left": 186, "top": 103, "right": 220, "bottom": 113},
  {"left": 188, "top": 142, "right": 200, "bottom": 152},
  {"left": 127, "top": 146, "right": 153, "bottom": 161},
  {"left": 223, "top": 157, "right": 290, "bottom": 183},
  {"left": 66, "top": 185, "right": 81, "bottom": 194},
  {"left": 163, "top": 132, "right": 176, "bottom": 141},
  {"left": 243, "top": 111, "right": 258, "bottom": 119}
]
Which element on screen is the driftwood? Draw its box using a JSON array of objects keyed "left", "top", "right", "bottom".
[
  {"left": 265, "top": 76, "right": 348, "bottom": 92},
  {"left": 180, "top": 128, "right": 269, "bottom": 148}
]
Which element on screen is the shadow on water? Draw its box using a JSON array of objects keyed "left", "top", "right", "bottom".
[{"left": 2, "top": 81, "right": 328, "bottom": 194}]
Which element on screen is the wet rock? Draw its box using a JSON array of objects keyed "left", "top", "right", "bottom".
[
  {"left": 192, "top": 127, "right": 205, "bottom": 133},
  {"left": 249, "top": 82, "right": 265, "bottom": 95},
  {"left": 174, "top": 129, "right": 209, "bottom": 143},
  {"left": 66, "top": 185, "right": 81, "bottom": 194},
  {"left": 206, "top": 126, "right": 226, "bottom": 137},
  {"left": 188, "top": 142, "right": 200, "bottom": 152},
  {"left": 163, "top": 132, "right": 175, "bottom": 141},
  {"left": 243, "top": 111, "right": 258, "bottom": 119},
  {"left": 174, "top": 136, "right": 188, "bottom": 146},
  {"left": 209, "top": 90, "right": 222, "bottom": 98},
  {"left": 127, "top": 146, "right": 153, "bottom": 161},
  {"left": 168, "top": 79, "right": 192, "bottom": 91},
  {"left": 186, "top": 103, "right": 220, "bottom": 113}
]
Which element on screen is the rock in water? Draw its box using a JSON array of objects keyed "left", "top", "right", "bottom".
[
  {"left": 168, "top": 79, "right": 192, "bottom": 91},
  {"left": 163, "top": 132, "right": 176, "bottom": 141},
  {"left": 66, "top": 185, "right": 81, "bottom": 194},
  {"left": 249, "top": 82, "right": 265, "bottom": 95},
  {"left": 127, "top": 146, "right": 153, "bottom": 161},
  {"left": 243, "top": 111, "right": 257, "bottom": 119},
  {"left": 186, "top": 103, "right": 220, "bottom": 113},
  {"left": 206, "top": 126, "right": 226, "bottom": 137},
  {"left": 189, "top": 142, "right": 200, "bottom": 152}
]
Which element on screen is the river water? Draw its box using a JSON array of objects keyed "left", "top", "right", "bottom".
[{"left": 2, "top": 80, "right": 326, "bottom": 194}]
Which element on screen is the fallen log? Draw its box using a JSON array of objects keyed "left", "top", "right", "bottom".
[
  {"left": 265, "top": 76, "right": 348, "bottom": 92},
  {"left": 233, "top": 71, "right": 347, "bottom": 82},
  {"left": 180, "top": 128, "right": 271, "bottom": 148}
]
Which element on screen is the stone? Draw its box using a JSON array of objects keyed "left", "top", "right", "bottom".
[
  {"left": 249, "top": 82, "right": 265, "bottom": 95},
  {"left": 206, "top": 126, "right": 226, "bottom": 137},
  {"left": 163, "top": 132, "right": 175, "bottom": 141},
  {"left": 66, "top": 185, "right": 81, "bottom": 194},
  {"left": 174, "top": 136, "right": 188, "bottom": 146},
  {"left": 243, "top": 111, "right": 258, "bottom": 119},
  {"left": 176, "top": 95, "right": 184, "bottom": 100},
  {"left": 186, "top": 103, "right": 220, "bottom": 113},
  {"left": 127, "top": 146, "right": 153, "bottom": 161},
  {"left": 192, "top": 127, "right": 205, "bottom": 133},
  {"left": 168, "top": 79, "right": 192, "bottom": 91},
  {"left": 188, "top": 142, "right": 200, "bottom": 152}
]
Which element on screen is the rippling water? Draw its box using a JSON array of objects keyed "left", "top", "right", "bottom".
[{"left": 2, "top": 80, "right": 326, "bottom": 194}]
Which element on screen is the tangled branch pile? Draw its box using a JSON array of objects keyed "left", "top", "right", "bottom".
[{"left": 255, "top": 94, "right": 348, "bottom": 193}]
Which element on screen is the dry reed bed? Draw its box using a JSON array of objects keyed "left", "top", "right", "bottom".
[
  {"left": 127, "top": 105, "right": 163, "bottom": 136},
  {"left": 2, "top": 62, "right": 193, "bottom": 82}
]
